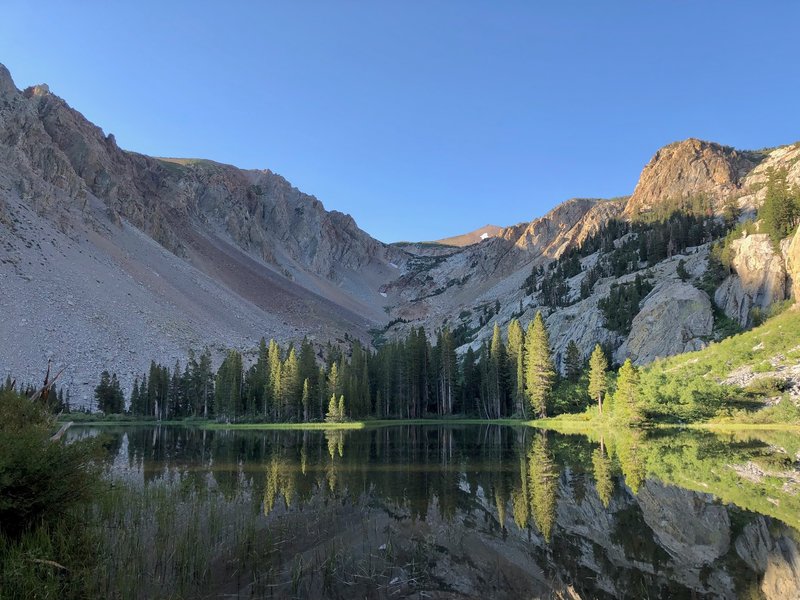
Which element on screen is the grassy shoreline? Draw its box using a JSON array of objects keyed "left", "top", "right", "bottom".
[
  {"left": 61, "top": 414, "right": 800, "bottom": 432},
  {"left": 62, "top": 416, "right": 530, "bottom": 429},
  {"left": 527, "top": 415, "right": 800, "bottom": 433}
]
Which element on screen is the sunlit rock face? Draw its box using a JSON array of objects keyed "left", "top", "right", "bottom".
[
  {"left": 622, "top": 138, "right": 760, "bottom": 219},
  {"left": 785, "top": 224, "right": 800, "bottom": 303},
  {"left": 715, "top": 232, "right": 790, "bottom": 327}
]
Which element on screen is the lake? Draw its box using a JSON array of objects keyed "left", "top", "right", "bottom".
[{"left": 71, "top": 424, "right": 800, "bottom": 599}]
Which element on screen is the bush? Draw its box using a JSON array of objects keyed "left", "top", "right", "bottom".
[
  {"left": 0, "top": 389, "right": 101, "bottom": 538},
  {"left": 0, "top": 388, "right": 104, "bottom": 597},
  {"left": 743, "top": 377, "right": 787, "bottom": 397}
]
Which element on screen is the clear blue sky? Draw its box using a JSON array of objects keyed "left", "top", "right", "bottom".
[{"left": 1, "top": 2, "right": 798, "bottom": 242}]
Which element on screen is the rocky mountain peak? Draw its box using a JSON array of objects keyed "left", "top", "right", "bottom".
[
  {"left": 0, "top": 63, "right": 17, "bottom": 97},
  {"left": 624, "top": 138, "right": 762, "bottom": 218}
]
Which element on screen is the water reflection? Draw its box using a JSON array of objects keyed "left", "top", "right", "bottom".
[{"left": 74, "top": 424, "right": 800, "bottom": 599}]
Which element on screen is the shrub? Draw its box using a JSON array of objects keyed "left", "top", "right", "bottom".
[
  {"left": 0, "top": 389, "right": 101, "bottom": 539},
  {"left": 743, "top": 377, "right": 787, "bottom": 397}
]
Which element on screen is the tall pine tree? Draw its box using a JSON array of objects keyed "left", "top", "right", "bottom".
[{"left": 524, "top": 312, "right": 555, "bottom": 418}]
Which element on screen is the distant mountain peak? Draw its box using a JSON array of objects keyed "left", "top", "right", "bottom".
[{"left": 432, "top": 224, "right": 503, "bottom": 247}]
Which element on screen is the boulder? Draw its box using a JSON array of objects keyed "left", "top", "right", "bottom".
[
  {"left": 617, "top": 281, "right": 713, "bottom": 365},
  {"left": 761, "top": 536, "right": 800, "bottom": 600}
]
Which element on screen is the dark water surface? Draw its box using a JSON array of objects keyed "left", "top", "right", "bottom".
[{"left": 71, "top": 424, "right": 800, "bottom": 599}]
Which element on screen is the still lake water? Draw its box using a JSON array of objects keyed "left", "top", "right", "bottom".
[{"left": 72, "top": 424, "right": 800, "bottom": 599}]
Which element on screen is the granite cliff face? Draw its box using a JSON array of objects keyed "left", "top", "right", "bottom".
[
  {"left": 2, "top": 61, "right": 800, "bottom": 400},
  {"left": 622, "top": 138, "right": 761, "bottom": 218},
  {"left": 715, "top": 232, "right": 790, "bottom": 327},
  {"left": 616, "top": 281, "right": 713, "bottom": 365}
]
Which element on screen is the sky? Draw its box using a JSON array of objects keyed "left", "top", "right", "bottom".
[{"left": 1, "top": 2, "right": 799, "bottom": 243}]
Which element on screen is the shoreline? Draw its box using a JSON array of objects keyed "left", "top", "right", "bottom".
[{"left": 60, "top": 415, "right": 800, "bottom": 432}]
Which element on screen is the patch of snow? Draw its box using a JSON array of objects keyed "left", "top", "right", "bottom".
[
  {"left": 380, "top": 292, "right": 387, "bottom": 298},
  {"left": 388, "top": 262, "right": 399, "bottom": 269},
  {"left": 480, "top": 232, "right": 490, "bottom": 240}
]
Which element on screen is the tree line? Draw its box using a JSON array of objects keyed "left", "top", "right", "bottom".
[
  {"left": 90, "top": 312, "right": 596, "bottom": 421},
  {"left": 97, "top": 308, "right": 652, "bottom": 426}
]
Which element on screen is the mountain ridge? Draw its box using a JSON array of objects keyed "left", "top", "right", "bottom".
[{"left": 2, "top": 62, "right": 800, "bottom": 405}]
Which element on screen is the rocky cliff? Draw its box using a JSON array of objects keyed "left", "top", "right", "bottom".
[
  {"left": 622, "top": 138, "right": 761, "bottom": 218},
  {"left": 383, "top": 136, "right": 799, "bottom": 370},
  {"left": 0, "top": 64, "right": 404, "bottom": 400}
]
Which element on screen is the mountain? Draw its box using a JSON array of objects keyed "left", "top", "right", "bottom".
[
  {"left": 1, "top": 62, "right": 799, "bottom": 404},
  {"left": 0, "top": 64, "right": 402, "bottom": 402},
  {"left": 380, "top": 139, "right": 800, "bottom": 372},
  {"left": 432, "top": 224, "right": 503, "bottom": 247}
]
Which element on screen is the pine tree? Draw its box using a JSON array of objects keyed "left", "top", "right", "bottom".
[
  {"left": 94, "top": 371, "right": 111, "bottom": 413},
  {"left": 507, "top": 319, "right": 526, "bottom": 416},
  {"left": 614, "top": 359, "right": 643, "bottom": 425},
  {"left": 298, "top": 338, "right": 318, "bottom": 416},
  {"left": 588, "top": 344, "right": 608, "bottom": 415},
  {"left": 215, "top": 350, "right": 243, "bottom": 420},
  {"left": 267, "top": 340, "right": 282, "bottom": 419},
  {"left": 564, "top": 340, "right": 582, "bottom": 383},
  {"left": 528, "top": 431, "right": 558, "bottom": 541},
  {"left": 437, "top": 328, "right": 457, "bottom": 415},
  {"left": 723, "top": 196, "right": 740, "bottom": 225},
  {"left": 281, "top": 348, "right": 299, "bottom": 420},
  {"left": 197, "top": 348, "right": 214, "bottom": 418},
  {"left": 488, "top": 323, "right": 506, "bottom": 418},
  {"left": 109, "top": 373, "right": 124, "bottom": 413},
  {"left": 326, "top": 393, "right": 340, "bottom": 422},
  {"left": 169, "top": 359, "right": 182, "bottom": 418},
  {"left": 592, "top": 442, "right": 613, "bottom": 507},
  {"left": 137, "top": 376, "right": 148, "bottom": 416},
  {"left": 301, "top": 378, "right": 310, "bottom": 421},
  {"left": 130, "top": 376, "right": 141, "bottom": 415},
  {"left": 760, "top": 167, "right": 800, "bottom": 245},
  {"left": 524, "top": 312, "right": 555, "bottom": 418}
]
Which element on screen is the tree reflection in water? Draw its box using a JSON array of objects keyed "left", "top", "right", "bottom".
[{"left": 77, "top": 423, "right": 800, "bottom": 599}]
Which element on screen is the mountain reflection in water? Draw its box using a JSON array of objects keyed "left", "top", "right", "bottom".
[{"left": 73, "top": 424, "right": 800, "bottom": 599}]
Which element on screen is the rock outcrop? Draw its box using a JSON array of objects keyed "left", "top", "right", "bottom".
[
  {"left": 714, "top": 232, "right": 790, "bottom": 327},
  {"left": 623, "top": 138, "right": 761, "bottom": 218},
  {"left": 785, "top": 224, "right": 800, "bottom": 302},
  {"left": 637, "top": 480, "right": 731, "bottom": 565},
  {"left": 616, "top": 281, "right": 713, "bottom": 365}
]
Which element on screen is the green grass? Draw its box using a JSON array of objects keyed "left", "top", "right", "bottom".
[
  {"left": 646, "top": 305, "right": 800, "bottom": 382},
  {"left": 679, "top": 422, "right": 800, "bottom": 432},
  {"left": 202, "top": 421, "right": 368, "bottom": 430},
  {"left": 203, "top": 418, "right": 528, "bottom": 431}
]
